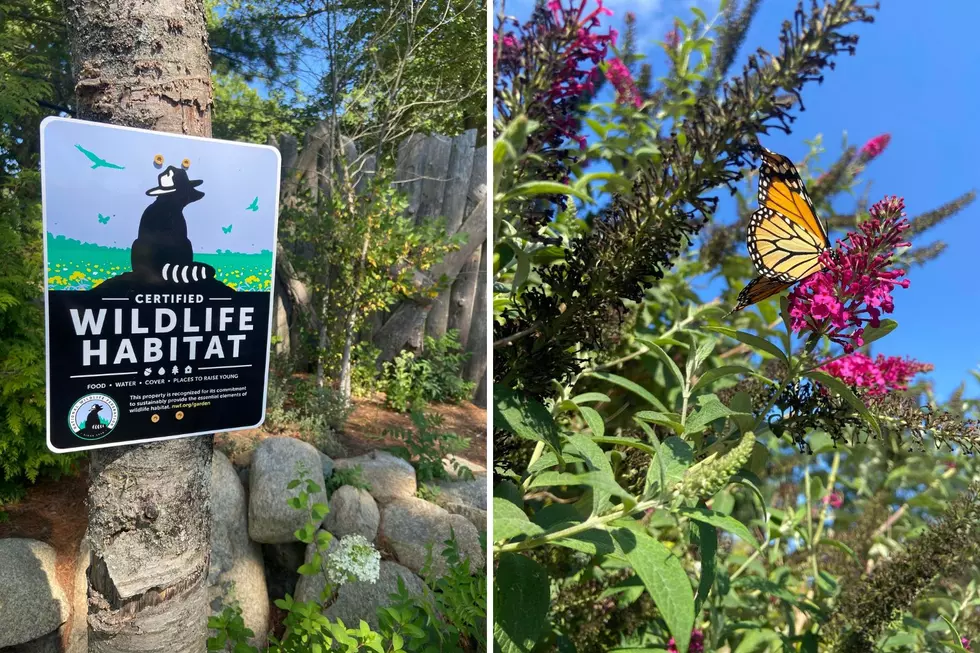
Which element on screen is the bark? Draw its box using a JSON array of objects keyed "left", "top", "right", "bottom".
[
  {"left": 372, "top": 192, "right": 487, "bottom": 361},
  {"left": 425, "top": 130, "right": 476, "bottom": 339},
  {"left": 65, "top": 0, "right": 214, "bottom": 649},
  {"left": 463, "top": 241, "right": 488, "bottom": 403},
  {"left": 447, "top": 247, "right": 481, "bottom": 349}
]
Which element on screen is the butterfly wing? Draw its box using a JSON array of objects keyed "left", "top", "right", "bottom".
[
  {"left": 747, "top": 148, "right": 830, "bottom": 283},
  {"left": 730, "top": 275, "right": 794, "bottom": 314}
]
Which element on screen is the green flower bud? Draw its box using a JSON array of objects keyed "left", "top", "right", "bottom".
[{"left": 673, "top": 430, "right": 757, "bottom": 502}]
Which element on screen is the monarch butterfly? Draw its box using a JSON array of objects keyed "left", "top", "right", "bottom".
[{"left": 731, "top": 148, "right": 830, "bottom": 313}]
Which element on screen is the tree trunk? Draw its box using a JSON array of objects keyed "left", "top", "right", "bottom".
[
  {"left": 463, "top": 241, "right": 488, "bottom": 405},
  {"left": 372, "top": 192, "right": 487, "bottom": 362},
  {"left": 447, "top": 247, "right": 481, "bottom": 349},
  {"left": 425, "top": 130, "right": 476, "bottom": 339},
  {"left": 65, "top": 0, "right": 215, "bottom": 650}
]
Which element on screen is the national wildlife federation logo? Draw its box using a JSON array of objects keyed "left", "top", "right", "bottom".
[{"left": 68, "top": 394, "right": 119, "bottom": 441}]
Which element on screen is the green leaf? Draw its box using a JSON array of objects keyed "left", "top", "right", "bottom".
[
  {"left": 493, "top": 498, "right": 544, "bottom": 543},
  {"left": 677, "top": 506, "right": 760, "bottom": 549},
  {"left": 685, "top": 394, "right": 751, "bottom": 436},
  {"left": 589, "top": 372, "right": 670, "bottom": 412},
  {"left": 644, "top": 341, "right": 684, "bottom": 388},
  {"left": 643, "top": 434, "right": 693, "bottom": 497},
  {"left": 705, "top": 326, "right": 787, "bottom": 362},
  {"left": 567, "top": 433, "right": 619, "bottom": 512},
  {"left": 692, "top": 365, "right": 774, "bottom": 394},
  {"left": 528, "top": 471, "right": 635, "bottom": 508},
  {"left": 804, "top": 370, "right": 881, "bottom": 436},
  {"left": 502, "top": 181, "right": 592, "bottom": 203},
  {"left": 861, "top": 319, "right": 897, "bottom": 347},
  {"left": 494, "top": 553, "right": 550, "bottom": 653},
  {"left": 574, "top": 406, "right": 604, "bottom": 439},
  {"left": 733, "top": 629, "right": 781, "bottom": 653},
  {"left": 613, "top": 527, "right": 695, "bottom": 653},
  {"left": 818, "top": 538, "right": 859, "bottom": 564},
  {"left": 693, "top": 522, "right": 716, "bottom": 616},
  {"left": 493, "top": 384, "right": 563, "bottom": 454},
  {"left": 572, "top": 392, "right": 611, "bottom": 405},
  {"left": 634, "top": 411, "right": 685, "bottom": 435}
]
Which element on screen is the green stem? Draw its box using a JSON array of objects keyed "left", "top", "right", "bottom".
[
  {"left": 804, "top": 466, "right": 819, "bottom": 584},
  {"left": 812, "top": 451, "right": 841, "bottom": 546},
  {"left": 494, "top": 497, "right": 662, "bottom": 554}
]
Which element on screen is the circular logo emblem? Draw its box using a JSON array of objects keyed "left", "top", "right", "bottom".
[{"left": 68, "top": 393, "right": 119, "bottom": 441}]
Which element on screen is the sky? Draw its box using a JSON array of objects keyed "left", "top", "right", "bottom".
[
  {"left": 41, "top": 117, "right": 281, "bottom": 255},
  {"left": 500, "top": 0, "right": 980, "bottom": 399}
]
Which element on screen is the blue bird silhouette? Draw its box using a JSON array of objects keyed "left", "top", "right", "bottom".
[
  {"left": 246, "top": 197, "right": 259, "bottom": 211},
  {"left": 75, "top": 144, "right": 125, "bottom": 170}
]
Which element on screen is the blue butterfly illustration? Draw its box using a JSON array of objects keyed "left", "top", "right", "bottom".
[
  {"left": 246, "top": 197, "right": 259, "bottom": 212},
  {"left": 222, "top": 224, "right": 233, "bottom": 234},
  {"left": 98, "top": 213, "right": 111, "bottom": 225}
]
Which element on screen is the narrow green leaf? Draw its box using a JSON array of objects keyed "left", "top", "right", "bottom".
[
  {"left": 577, "top": 405, "right": 605, "bottom": 438},
  {"left": 645, "top": 341, "right": 685, "bottom": 388},
  {"left": 693, "top": 522, "right": 717, "bottom": 615},
  {"left": 613, "top": 527, "right": 695, "bottom": 653},
  {"left": 494, "top": 553, "right": 551, "bottom": 653},
  {"left": 589, "top": 372, "right": 670, "bottom": 412},
  {"left": 634, "top": 410, "right": 685, "bottom": 435},
  {"left": 685, "top": 394, "right": 751, "bottom": 436},
  {"left": 692, "top": 365, "right": 774, "bottom": 394},
  {"left": 677, "top": 506, "right": 760, "bottom": 549},
  {"left": 705, "top": 326, "right": 787, "bottom": 362},
  {"left": 804, "top": 370, "right": 881, "bottom": 436},
  {"left": 502, "top": 181, "right": 592, "bottom": 203},
  {"left": 572, "top": 392, "right": 612, "bottom": 405},
  {"left": 567, "top": 433, "right": 618, "bottom": 513},
  {"left": 861, "top": 319, "right": 897, "bottom": 347}
]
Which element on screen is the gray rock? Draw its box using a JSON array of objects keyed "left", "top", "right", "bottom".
[
  {"left": 442, "top": 502, "right": 487, "bottom": 532},
  {"left": 324, "top": 561, "right": 424, "bottom": 630},
  {"left": 249, "top": 437, "right": 328, "bottom": 543},
  {"left": 209, "top": 450, "right": 269, "bottom": 648},
  {"left": 238, "top": 467, "right": 250, "bottom": 495},
  {"left": 2, "top": 631, "right": 60, "bottom": 653},
  {"left": 432, "top": 478, "right": 486, "bottom": 511},
  {"left": 334, "top": 451, "right": 416, "bottom": 504},
  {"left": 0, "top": 538, "right": 70, "bottom": 647},
  {"left": 319, "top": 452, "right": 335, "bottom": 480},
  {"left": 379, "top": 498, "right": 486, "bottom": 577},
  {"left": 323, "top": 486, "right": 380, "bottom": 542},
  {"left": 441, "top": 455, "right": 486, "bottom": 479},
  {"left": 293, "top": 529, "right": 340, "bottom": 605}
]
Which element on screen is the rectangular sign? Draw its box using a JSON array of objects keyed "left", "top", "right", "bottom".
[{"left": 40, "top": 117, "right": 281, "bottom": 452}]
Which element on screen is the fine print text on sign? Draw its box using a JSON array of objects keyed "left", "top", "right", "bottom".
[{"left": 40, "top": 117, "right": 281, "bottom": 452}]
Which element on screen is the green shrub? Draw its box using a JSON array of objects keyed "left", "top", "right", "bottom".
[
  {"left": 351, "top": 342, "right": 382, "bottom": 397},
  {"left": 381, "top": 331, "right": 475, "bottom": 412},
  {"left": 324, "top": 464, "right": 371, "bottom": 497},
  {"left": 263, "top": 374, "right": 350, "bottom": 457},
  {"left": 0, "top": 172, "right": 80, "bottom": 506},
  {"left": 385, "top": 411, "right": 473, "bottom": 483}
]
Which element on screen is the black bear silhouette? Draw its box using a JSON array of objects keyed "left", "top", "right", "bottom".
[
  {"left": 130, "top": 166, "right": 214, "bottom": 284},
  {"left": 81, "top": 404, "right": 107, "bottom": 435}
]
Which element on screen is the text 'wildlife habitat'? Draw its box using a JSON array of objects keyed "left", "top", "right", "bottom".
[{"left": 40, "top": 117, "right": 281, "bottom": 452}]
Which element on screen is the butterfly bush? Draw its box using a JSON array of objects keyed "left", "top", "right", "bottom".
[
  {"left": 858, "top": 132, "right": 891, "bottom": 162},
  {"left": 822, "top": 352, "right": 933, "bottom": 396},
  {"left": 326, "top": 534, "right": 381, "bottom": 586},
  {"left": 604, "top": 58, "right": 643, "bottom": 108},
  {"left": 494, "top": 0, "right": 617, "bottom": 151},
  {"left": 788, "top": 196, "right": 911, "bottom": 352}
]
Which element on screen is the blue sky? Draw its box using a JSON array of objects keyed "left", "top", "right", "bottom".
[
  {"left": 41, "top": 117, "right": 280, "bottom": 255},
  {"left": 500, "top": 0, "right": 980, "bottom": 398}
]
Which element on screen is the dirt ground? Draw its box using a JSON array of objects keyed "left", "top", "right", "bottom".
[
  {"left": 215, "top": 392, "right": 487, "bottom": 468},
  {"left": 0, "top": 394, "right": 487, "bottom": 636}
]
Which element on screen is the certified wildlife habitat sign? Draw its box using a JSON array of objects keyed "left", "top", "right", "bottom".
[{"left": 40, "top": 117, "right": 281, "bottom": 452}]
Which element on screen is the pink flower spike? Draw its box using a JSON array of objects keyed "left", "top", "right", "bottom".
[{"left": 860, "top": 133, "right": 891, "bottom": 161}]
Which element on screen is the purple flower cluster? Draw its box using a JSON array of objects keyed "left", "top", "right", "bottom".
[
  {"left": 605, "top": 57, "right": 642, "bottom": 108},
  {"left": 788, "top": 196, "right": 911, "bottom": 352},
  {"left": 822, "top": 352, "right": 932, "bottom": 396},
  {"left": 495, "top": 0, "right": 618, "bottom": 150},
  {"left": 667, "top": 629, "right": 704, "bottom": 653}
]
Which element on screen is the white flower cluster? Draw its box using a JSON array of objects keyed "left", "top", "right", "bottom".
[{"left": 326, "top": 534, "right": 381, "bottom": 586}]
